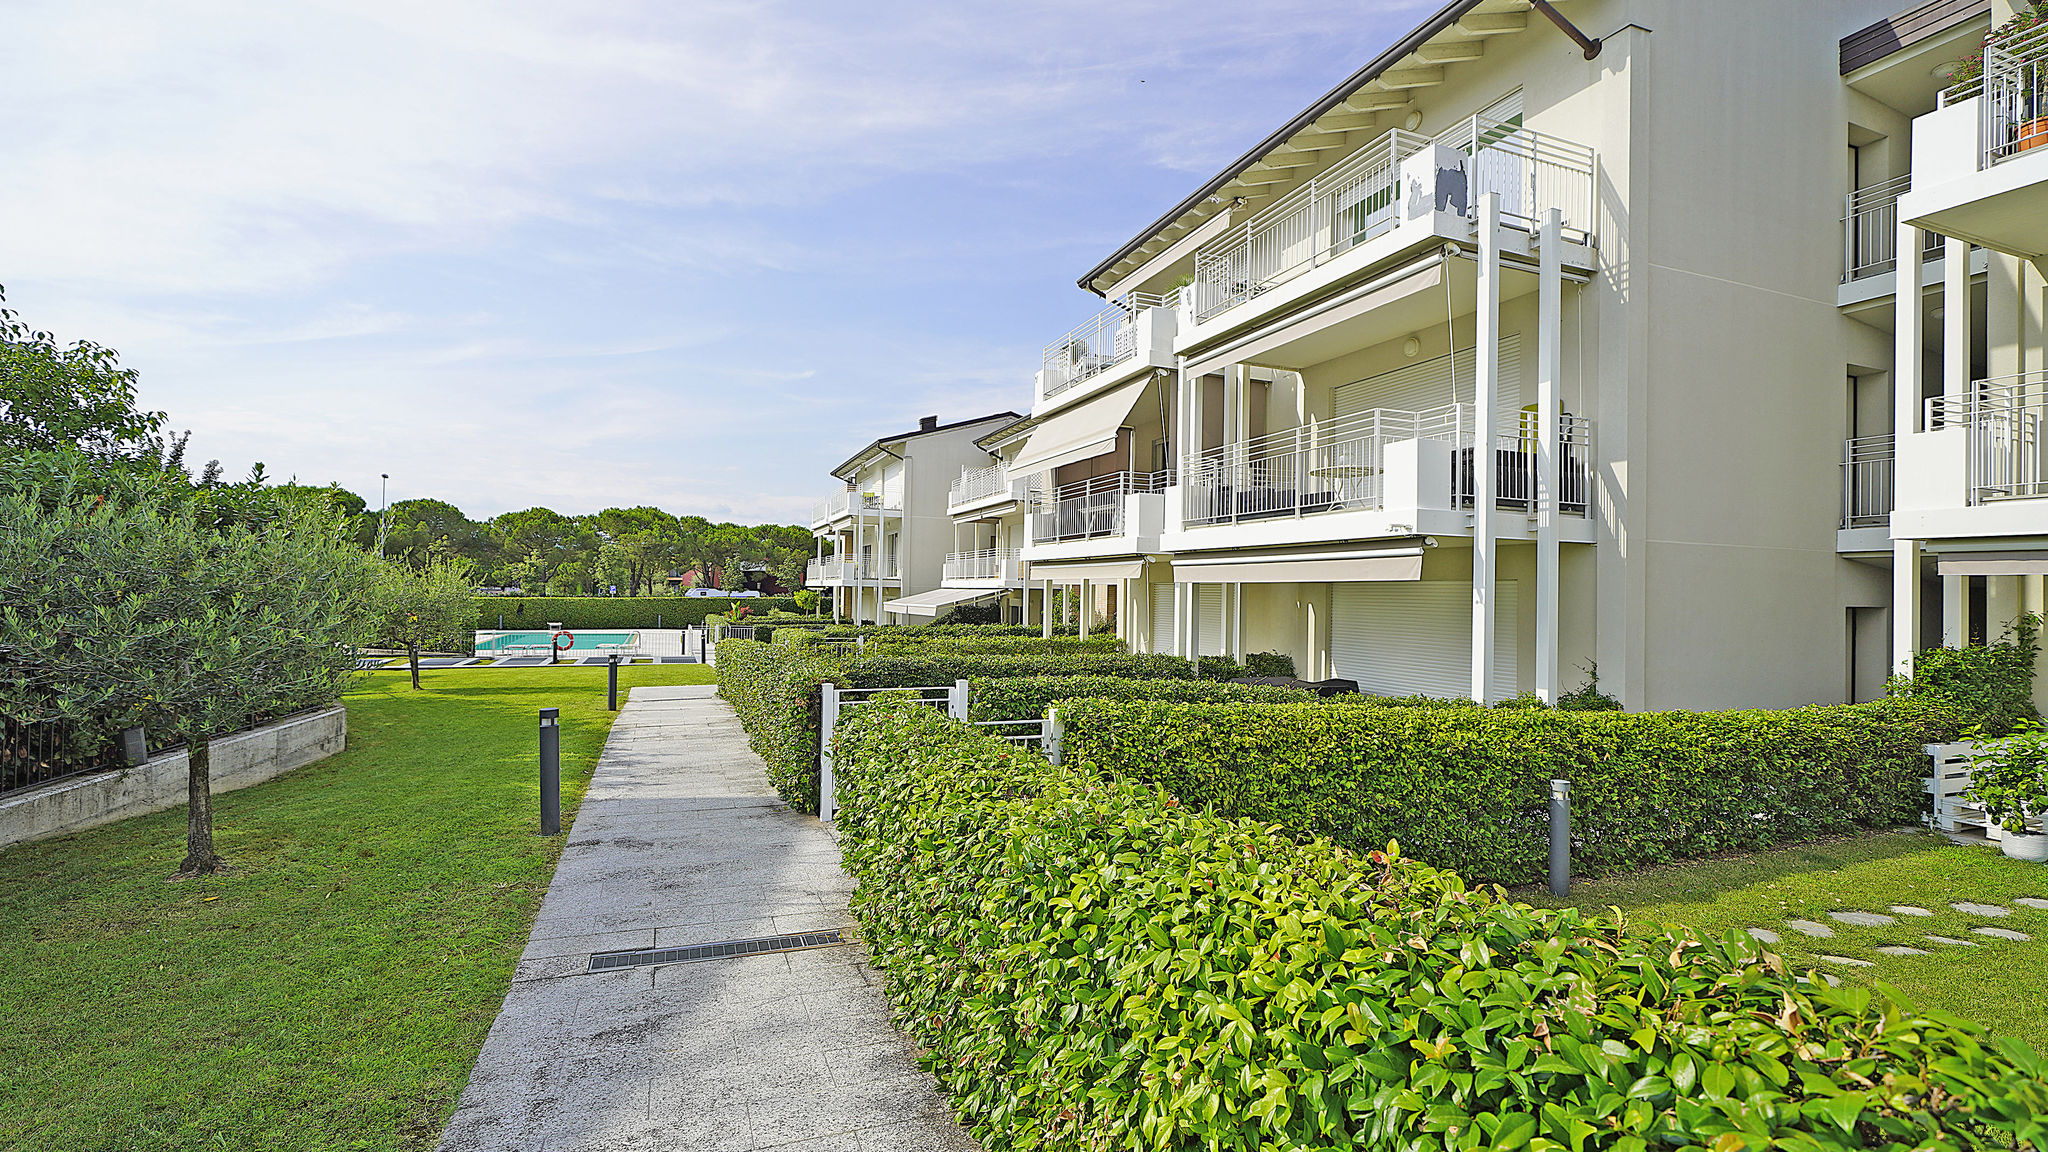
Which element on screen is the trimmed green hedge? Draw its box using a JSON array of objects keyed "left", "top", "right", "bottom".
[
  {"left": 819, "top": 623, "right": 1079, "bottom": 639},
  {"left": 832, "top": 702, "right": 2048, "bottom": 1151},
  {"left": 713, "top": 638, "right": 839, "bottom": 810},
  {"left": 842, "top": 651, "right": 1195, "bottom": 689},
  {"left": 965, "top": 675, "right": 1312, "bottom": 722},
  {"left": 864, "top": 634, "right": 1126, "bottom": 656},
  {"left": 1058, "top": 698, "right": 1963, "bottom": 884},
  {"left": 478, "top": 596, "right": 797, "bottom": 630}
]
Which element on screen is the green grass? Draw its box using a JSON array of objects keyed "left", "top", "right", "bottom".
[
  {"left": 1521, "top": 831, "right": 2048, "bottom": 1049},
  {"left": 0, "top": 664, "right": 716, "bottom": 1152}
]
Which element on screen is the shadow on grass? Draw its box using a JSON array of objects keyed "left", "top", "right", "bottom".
[{"left": 1512, "top": 831, "right": 1942, "bottom": 910}]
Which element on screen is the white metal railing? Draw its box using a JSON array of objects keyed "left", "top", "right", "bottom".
[
  {"left": 1927, "top": 372, "right": 2048, "bottom": 503},
  {"left": 1984, "top": 22, "right": 2048, "bottom": 168},
  {"left": 811, "top": 489, "right": 901, "bottom": 524},
  {"left": 1191, "top": 116, "right": 1596, "bottom": 322},
  {"left": 948, "top": 464, "right": 1044, "bottom": 509},
  {"left": 1030, "top": 470, "right": 1173, "bottom": 543},
  {"left": 817, "top": 681, "right": 1064, "bottom": 822},
  {"left": 1042, "top": 291, "right": 1177, "bottom": 400},
  {"left": 806, "top": 557, "right": 896, "bottom": 582},
  {"left": 1841, "top": 434, "right": 1895, "bottom": 528},
  {"left": 942, "top": 548, "right": 1020, "bottom": 582},
  {"left": 1182, "top": 405, "right": 1590, "bottom": 525},
  {"left": 1842, "top": 175, "right": 1940, "bottom": 282},
  {"left": 812, "top": 491, "right": 850, "bottom": 524}
]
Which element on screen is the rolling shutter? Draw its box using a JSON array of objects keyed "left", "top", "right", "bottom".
[
  {"left": 1331, "top": 334, "right": 1523, "bottom": 438},
  {"left": 1195, "top": 585, "right": 1226, "bottom": 657},
  {"left": 1329, "top": 581, "right": 1518, "bottom": 701},
  {"left": 1149, "top": 585, "right": 1177, "bottom": 655}
]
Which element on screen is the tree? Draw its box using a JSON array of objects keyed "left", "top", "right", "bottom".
[
  {"left": 0, "top": 286, "right": 167, "bottom": 458},
  {"left": 719, "top": 553, "right": 746, "bottom": 592},
  {"left": 371, "top": 552, "right": 476, "bottom": 690},
  {"left": 0, "top": 456, "right": 375, "bottom": 874}
]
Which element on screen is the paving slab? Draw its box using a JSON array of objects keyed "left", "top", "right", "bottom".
[
  {"left": 1973, "top": 926, "right": 2033, "bottom": 941},
  {"left": 1952, "top": 902, "right": 2012, "bottom": 918},
  {"left": 2015, "top": 897, "right": 2048, "bottom": 911},
  {"left": 1890, "top": 905, "right": 1935, "bottom": 917},
  {"left": 1745, "top": 928, "right": 1781, "bottom": 945},
  {"left": 438, "top": 685, "right": 977, "bottom": 1152},
  {"left": 1784, "top": 920, "right": 1835, "bottom": 938},
  {"left": 1830, "top": 910, "right": 1895, "bottom": 927}
]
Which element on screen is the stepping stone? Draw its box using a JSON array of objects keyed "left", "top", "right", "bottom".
[
  {"left": 1876, "top": 946, "right": 1932, "bottom": 956},
  {"left": 1820, "top": 955, "right": 1875, "bottom": 967},
  {"left": 1952, "top": 902, "right": 2011, "bottom": 918},
  {"left": 1746, "top": 928, "right": 1781, "bottom": 945},
  {"left": 1925, "top": 935, "right": 1980, "bottom": 947},
  {"left": 1821, "top": 974, "right": 1841, "bottom": 987},
  {"left": 1972, "top": 927, "right": 2033, "bottom": 942},
  {"left": 1831, "top": 911, "right": 1895, "bottom": 927},
  {"left": 1784, "top": 920, "right": 1835, "bottom": 938},
  {"left": 2014, "top": 898, "right": 2048, "bottom": 911},
  {"left": 1890, "top": 906, "right": 1935, "bottom": 917}
]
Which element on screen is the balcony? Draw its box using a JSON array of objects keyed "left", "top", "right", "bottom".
[
  {"left": 947, "top": 464, "right": 1043, "bottom": 515},
  {"left": 1039, "top": 292, "right": 1178, "bottom": 407},
  {"left": 805, "top": 558, "right": 899, "bottom": 585},
  {"left": 1843, "top": 176, "right": 1944, "bottom": 283},
  {"left": 941, "top": 548, "right": 1024, "bottom": 586},
  {"left": 1182, "top": 406, "right": 1591, "bottom": 527},
  {"left": 1841, "top": 434, "right": 1895, "bottom": 529},
  {"left": 1927, "top": 374, "right": 2048, "bottom": 504},
  {"left": 809, "top": 490, "right": 901, "bottom": 529},
  {"left": 1899, "top": 27, "right": 2048, "bottom": 257},
  {"left": 1029, "top": 471, "right": 1172, "bottom": 544},
  {"left": 1190, "top": 116, "right": 1595, "bottom": 325}
]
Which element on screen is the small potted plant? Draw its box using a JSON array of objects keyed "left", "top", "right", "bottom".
[
  {"left": 1965, "top": 721, "right": 2048, "bottom": 861},
  {"left": 1943, "top": 4, "right": 2048, "bottom": 152}
]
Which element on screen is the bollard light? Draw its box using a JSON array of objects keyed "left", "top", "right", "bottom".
[
  {"left": 120, "top": 726, "right": 148, "bottom": 767},
  {"left": 607, "top": 653, "right": 620, "bottom": 711},
  {"left": 1548, "top": 778, "right": 1572, "bottom": 897},
  {"left": 539, "top": 708, "right": 561, "bottom": 835}
]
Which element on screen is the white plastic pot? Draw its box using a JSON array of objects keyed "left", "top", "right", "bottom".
[{"left": 2001, "top": 829, "right": 2048, "bottom": 863}]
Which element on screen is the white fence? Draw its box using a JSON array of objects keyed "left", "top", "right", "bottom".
[
  {"left": 1042, "top": 292, "right": 1176, "bottom": 399},
  {"left": 817, "top": 681, "right": 1063, "bottom": 822},
  {"left": 1030, "top": 470, "right": 1172, "bottom": 544}
]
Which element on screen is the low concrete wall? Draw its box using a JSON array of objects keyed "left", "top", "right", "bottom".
[{"left": 0, "top": 705, "right": 348, "bottom": 850}]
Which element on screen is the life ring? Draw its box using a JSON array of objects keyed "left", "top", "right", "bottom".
[{"left": 551, "top": 630, "right": 575, "bottom": 652}]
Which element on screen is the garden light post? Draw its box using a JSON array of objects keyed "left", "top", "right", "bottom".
[
  {"left": 539, "top": 708, "right": 561, "bottom": 835},
  {"left": 1548, "top": 779, "right": 1571, "bottom": 897},
  {"left": 607, "top": 654, "right": 620, "bottom": 711}
]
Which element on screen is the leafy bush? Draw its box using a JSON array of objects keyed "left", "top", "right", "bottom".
[
  {"left": 1058, "top": 698, "right": 1962, "bottom": 884},
  {"left": 1889, "top": 614, "right": 2040, "bottom": 736},
  {"left": 861, "top": 633, "right": 1126, "bottom": 656},
  {"left": 964, "top": 675, "right": 1313, "bottom": 723},
  {"left": 842, "top": 651, "right": 1196, "bottom": 690},
  {"left": 1243, "top": 650, "right": 1297, "bottom": 678},
  {"left": 713, "top": 638, "right": 839, "bottom": 810},
  {"left": 1195, "top": 655, "right": 1246, "bottom": 680},
  {"left": 1964, "top": 721, "right": 2048, "bottom": 833},
  {"left": 1557, "top": 660, "right": 1624, "bottom": 711},
  {"left": 831, "top": 702, "right": 2048, "bottom": 1151},
  {"left": 478, "top": 595, "right": 797, "bottom": 631}
]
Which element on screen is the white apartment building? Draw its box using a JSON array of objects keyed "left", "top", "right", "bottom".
[
  {"left": 986, "top": 0, "right": 2048, "bottom": 708},
  {"left": 808, "top": 413, "right": 1018, "bottom": 624},
  {"left": 936, "top": 417, "right": 1044, "bottom": 624}
]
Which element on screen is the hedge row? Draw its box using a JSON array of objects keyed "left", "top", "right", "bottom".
[
  {"left": 712, "top": 638, "right": 839, "bottom": 810},
  {"left": 862, "top": 633, "right": 1127, "bottom": 655},
  {"left": 1058, "top": 698, "right": 1963, "bottom": 885},
  {"left": 842, "top": 651, "right": 1195, "bottom": 689},
  {"left": 817, "top": 623, "right": 1078, "bottom": 639},
  {"left": 477, "top": 595, "right": 797, "bottom": 630},
  {"left": 964, "top": 674, "right": 1313, "bottom": 723},
  {"left": 831, "top": 702, "right": 2048, "bottom": 1151}
]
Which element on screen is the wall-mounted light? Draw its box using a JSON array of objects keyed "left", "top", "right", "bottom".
[
  {"left": 1403, "top": 109, "right": 1423, "bottom": 131},
  {"left": 1403, "top": 336, "right": 1422, "bottom": 358}
]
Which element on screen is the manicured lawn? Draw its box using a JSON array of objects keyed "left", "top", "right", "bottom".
[
  {"left": 1521, "top": 831, "right": 2048, "bottom": 1049},
  {"left": 0, "top": 664, "right": 716, "bottom": 1152}
]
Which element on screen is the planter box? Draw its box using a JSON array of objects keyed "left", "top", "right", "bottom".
[{"left": 0, "top": 706, "right": 347, "bottom": 851}]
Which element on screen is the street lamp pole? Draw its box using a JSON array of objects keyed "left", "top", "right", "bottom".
[{"left": 375, "top": 473, "right": 390, "bottom": 558}]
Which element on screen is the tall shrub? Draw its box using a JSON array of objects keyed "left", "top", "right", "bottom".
[
  {"left": 1890, "top": 614, "right": 2040, "bottom": 735},
  {"left": 831, "top": 702, "right": 2048, "bottom": 1151}
]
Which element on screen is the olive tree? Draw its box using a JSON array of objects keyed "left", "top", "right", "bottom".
[
  {"left": 0, "top": 460, "right": 375, "bottom": 874},
  {"left": 370, "top": 553, "right": 475, "bottom": 689}
]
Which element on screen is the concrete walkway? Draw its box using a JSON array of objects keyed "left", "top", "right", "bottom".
[{"left": 438, "top": 685, "right": 979, "bottom": 1152}]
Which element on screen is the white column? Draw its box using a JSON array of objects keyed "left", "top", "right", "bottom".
[
  {"left": 1946, "top": 237, "right": 1970, "bottom": 400},
  {"left": 1041, "top": 579, "right": 1053, "bottom": 638},
  {"left": 1229, "top": 584, "right": 1244, "bottom": 661},
  {"left": 1535, "top": 207, "right": 1563, "bottom": 704},
  {"left": 1895, "top": 220, "right": 1926, "bottom": 675},
  {"left": 1944, "top": 576, "right": 1966, "bottom": 648},
  {"left": 1078, "top": 578, "right": 1091, "bottom": 639},
  {"left": 1471, "top": 193, "right": 1501, "bottom": 703},
  {"left": 1176, "top": 581, "right": 1194, "bottom": 658}
]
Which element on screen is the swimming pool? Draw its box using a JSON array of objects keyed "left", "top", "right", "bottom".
[{"left": 474, "top": 630, "right": 638, "bottom": 654}]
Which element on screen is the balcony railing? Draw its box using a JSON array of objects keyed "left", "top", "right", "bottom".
[
  {"left": 1928, "top": 372, "right": 2048, "bottom": 503},
  {"left": 1030, "top": 470, "right": 1172, "bottom": 544},
  {"left": 1842, "top": 176, "right": 1943, "bottom": 282},
  {"left": 1042, "top": 291, "right": 1176, "bottom": 400},
  {"left": 948, "top": 464, "right": 1044, "bottom": 510},
  {"left": 1984, "top": 23, "right": 2048, "bottom": 168},
  {"left": 1191, "top": 116, "right": 1596, "bottom": 322},
  {"left": 1183, "top": 405, "right": 1590, "bottom": 526},
  {"left": 811, "top": 490, "right": 901, "bottom": 524},
  {"left": 1841, "top": 435, "right": 1895, "bottom": 528},
  {"left": 805, "top": 558, "right": 897, "bottom": 583},
  {"left": 942, "top": 548, "right": 1020, "bottom": 582}
]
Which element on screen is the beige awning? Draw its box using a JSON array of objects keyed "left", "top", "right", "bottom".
[
  {"left": 1009, "top": 378, "right": 1152, "bottom": 474},
  {"left": 882, "top": 587, "right": 1004, "bottom": 617},
  {"left": 1172, "top": 543, "right": 1425, "bottom": 584},
  {"left": 1027, "top": 559, "right": 1148, "bottom": 583},
  {"left": 1181, "top": 257, "right": 1443, "bottom": 382},
  {"left": 1936, "top": 552, "right": 2048, "bottom": 577}
]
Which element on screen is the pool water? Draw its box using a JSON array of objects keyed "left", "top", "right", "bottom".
[{"left": 474, "top": 631, "right": 637, "bottom": 653}]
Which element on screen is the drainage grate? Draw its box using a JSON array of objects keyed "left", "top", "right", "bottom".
[{"left": 588, "top": 929, "right": 844, "bottom": 972}]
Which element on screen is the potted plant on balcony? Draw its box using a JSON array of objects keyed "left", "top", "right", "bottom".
[
  {"left": 1943, "top": 4, "right": 2048, "bottom": 152},
  {"left": 1965, "top": 721, "right": 2048, "bottom": 861}
]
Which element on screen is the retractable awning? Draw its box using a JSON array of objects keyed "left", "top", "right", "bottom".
[
  {"left": 1935, "top": 552, "right": 2048, "bottom": 577},
  {"left": 1172, "top": 542, "right": 1426, "bottom": 584},
  {"left": 1028, "top": 559, "right": 1148, "bottom": 583},
  {"left": 882, "top": 587, "right": 1006, "bottom": 617},
  {"left": 1009, "top": 378, "right": 1152, "bottom": 475}
]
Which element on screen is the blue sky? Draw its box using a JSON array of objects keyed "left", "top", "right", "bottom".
[{"left": 2, "top": 0, "right": 1433, "bottom": 523}]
